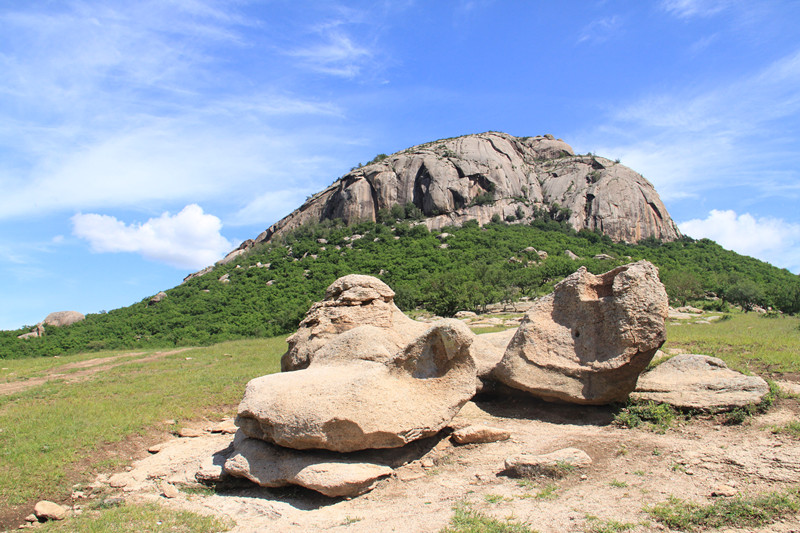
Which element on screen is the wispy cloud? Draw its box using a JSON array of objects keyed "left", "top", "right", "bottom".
[
  {"left": 287, "top": 31, "right": 372, "bottom": 78},
  {"left": 577, "top": 16, "right": 622, "bottom": 45},
  {"left": 679, "top": 210, "right": 800, "bottom": 273},
  {"left": 0, "top": 1, "right": 357, "bottom": 222},
  {"left": 72, "top": 204, "right": 233, "bottom": 269},
  {"left": 660, "top": 0, "right": 733, "bottom": 19},
  {"left": 578, "top": 48, "right": 800, "bottom": 202}
]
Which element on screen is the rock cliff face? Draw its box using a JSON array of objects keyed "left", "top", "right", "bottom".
[{"left": 211, "top": 131, "right": 679, "bottom": 268}]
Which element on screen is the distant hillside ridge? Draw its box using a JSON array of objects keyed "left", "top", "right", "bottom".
[{"left": 214, "top": 131, "right": 680, "bottom": 269}]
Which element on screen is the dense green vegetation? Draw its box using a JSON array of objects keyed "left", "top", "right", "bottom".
[{"left": 2, "top": 217, "right": 799, "bottom": 359}]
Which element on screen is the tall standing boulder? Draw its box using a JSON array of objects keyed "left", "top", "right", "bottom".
[{"left": 494, "top": 261, "right": 668, "bottom": 404}]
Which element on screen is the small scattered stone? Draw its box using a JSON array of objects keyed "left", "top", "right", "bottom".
[
  {"left": 33, "top": 500, "right": 67, "bottom": 521},
  {"left": 420, "top": 458, "right": 435, "bottom": 469},
  {"left": 451, "top": 425, "right": 510, "bottom": 445},
  {"left": 70, "top": 491, "right": 85, "bottom": 499},
  {"left": 24, "top": 515, "right": 36, "bottom": 523},
  {"left": 712, "top": 485, "right": 737, "bottom": 497},
  {"left": 505, "top": 447, "right": 592, "bottom": 478},
  {"left": 207, "top": 419, "right": 237, "bottom": 434},
  {"left": 125, "top": 466, "right": 133, "bottom": 472},
  {"left": 160, "top": 481, "right": 179, "bottom": 499}
]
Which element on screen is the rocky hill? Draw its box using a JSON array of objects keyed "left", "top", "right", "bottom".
[{"left": 220, "top": 132, "right": 680, "bottom": 265}]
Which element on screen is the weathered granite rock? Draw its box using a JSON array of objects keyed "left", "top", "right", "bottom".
[
  {"left": 505, "top": 447, "right": 592, "bottom": 478},
  {"left": 236, "top": 319, "right": 477, "bottom": 452},
  {"left": 281, "top": 275, "right": 427, "bottom": 371},
  {"left": 149, "top": 291, "right": 167, "bottom": 305},
  {"left": 494, "top": 261, "right": 668, "bottom": 404},
  {"left": 224, "top": 434, "right": 393, "bottom": 497},
  {"left": 470, "top": 329, "right": 517, "bottom": 383},
  {"left": 631, "top": 354, "right": 770, "bottom": 411},
  {"left": 43, "top": 311, "right": 85, "bottom": 327},
  {"left": 33, "top": 500, "right": 67, "bottom": 521},
  {"left": 194, "top": 132, "right": 680, "bottom": 280},
  {"left": 451, "top": 425, "right": 510, "bottom": 444}
]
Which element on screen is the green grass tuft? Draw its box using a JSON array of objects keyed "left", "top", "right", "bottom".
[
  {"left": 440, "top": 504, "right": 537, "bottom": 533},
  {"left": 614, "top": 400, "right": 677, "bottom": 433},
  {"left": 646, "top": 489, "right": 800, "bottom": 531},
  {"left": 37, "top": 502, "right": 233, "bottom": 532}
]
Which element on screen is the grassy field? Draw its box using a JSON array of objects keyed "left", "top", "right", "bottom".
[
  {"left": 0, "top": 337, "right": 286, "bottom": 523},
  {"left": 1, "top": 311, "right": 798, "bottom": 531},
  {"left": 664, "top": 312, "right": 800, "bottom": 374}
]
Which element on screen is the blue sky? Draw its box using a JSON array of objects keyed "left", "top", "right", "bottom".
[{"left": 2, "top": 0, "right": 800, "bottom": 330}]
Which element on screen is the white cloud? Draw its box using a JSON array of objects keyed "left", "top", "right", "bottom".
[
  {"left": 72, "top": 204, "right": 233, "bottom": 269},
  {"left": 660, "top": 0, "right": 732, "bottom": 18},
  {"left": 679, "top": 210, "right": 800, "bottom": 273}
]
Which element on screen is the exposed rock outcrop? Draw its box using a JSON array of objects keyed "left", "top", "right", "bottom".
[
  {"left": 494, "top": 261, "right": 668, "bottom": 404},
  {"left": 631, "top": 354, "right": 770, "bottom": 411},
  {"left": 197, "top": 132, "right": 679, "bottom": 277},
  {"left": 43, "top": 311, "right": 85, "bottom": 327}
]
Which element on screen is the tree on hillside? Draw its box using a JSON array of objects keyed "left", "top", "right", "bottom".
[
  {"left": 663, "top": 270, "right": 703, "bottom": 306},
  {"left": 726, "top": 280, "right": 766, "bottom": 312}
]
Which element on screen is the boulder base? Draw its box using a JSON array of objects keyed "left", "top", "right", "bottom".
[{"left": 223, "top": 435, "right": 392, "bottom": 497}]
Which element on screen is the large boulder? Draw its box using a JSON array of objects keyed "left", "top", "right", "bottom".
[
  {"left": 236, "top": 319, "right": 477, "bottom": 452},
  {"left": 281, "top": 274, "right": 426, "bottom": 371},
  {"left": 224, "top": 433, "right": 393, "bottom": 497},
  {"left": 43, "top": 311, "right": 85, "bottom": 327},
  {"left": 494, "top": 261, "right": 668, "bottom": 404},
  {"left": 631, "top": 354, "right": 770, "bottom": 411}
]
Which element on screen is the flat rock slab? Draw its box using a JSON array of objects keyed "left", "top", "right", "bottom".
[
  {"left": 631, "top": 354, "right": 770, "bottom": 411},
  {"left": 224, "top": 435, "right": 393, "bottom": 497},
  {"left": 505, "top": 447, "right": 592, "bottom": 478},
  {"left": 495, "top": 261, "right": 668, "bottom": 404}
]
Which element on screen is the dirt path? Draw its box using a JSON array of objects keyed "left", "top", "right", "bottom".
[
  {"left": 0, "top": 349, "right": 190, "bottom": 396},
  {"left": 93, "top": 395, "right": 800, "bottom": 533}
]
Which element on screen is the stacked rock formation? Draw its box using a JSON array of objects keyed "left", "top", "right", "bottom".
[
  {"left": 224, "top": 275, "right": 492, "bottom": 496},
  {"left": 221, "top": 264, "right": 674, "bottom": 496}
]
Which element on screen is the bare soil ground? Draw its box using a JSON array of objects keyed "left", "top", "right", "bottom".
[{"left": 95, "top": 390, "right": 800, "bottom": 533}]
